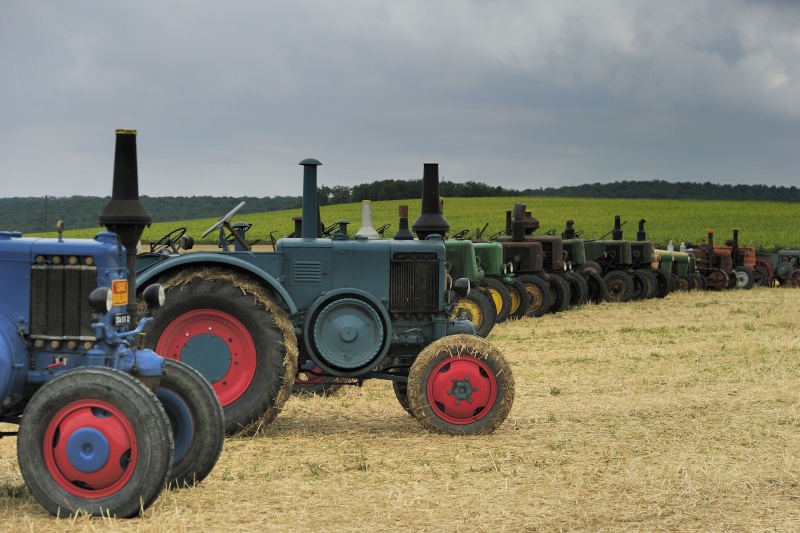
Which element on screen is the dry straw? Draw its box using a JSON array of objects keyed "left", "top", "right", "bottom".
[{"left": 3, "top": 288, "right": 799, "bottom": 531}]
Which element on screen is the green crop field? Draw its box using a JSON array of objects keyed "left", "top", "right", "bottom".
[{"left": 40, "top": 196, "right": 800, "bottom": 252}]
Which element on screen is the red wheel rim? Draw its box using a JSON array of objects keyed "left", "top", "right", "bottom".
[
  {"left": 157, "top": 309, "right": 256, "bottom": 407},
  {"left": 426, "top": 355, "right": 497, "bottom": 425},
  {"left": 43, "top": 400, "right": 137, "bottom": 498}
]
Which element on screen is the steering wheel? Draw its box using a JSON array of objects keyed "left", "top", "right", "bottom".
[
  {"left": 488, "top": 230, "right": 504, "bottom": 241},
  {"left": 452, "top": 229, "right": 470, "bottom": 240},
  {"left": 150, "top": 227, "right": 187, "bottom": 254},
  {"left": 220, "top": 223, "right": 254, "bottom": 249},
  {"left": 202, "top": 201, "right": 246, "bottom": 238}
]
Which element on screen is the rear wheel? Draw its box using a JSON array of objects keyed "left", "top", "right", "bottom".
[
  {"left": 144, "top": 268, "right": 298, "bottom": 435},
  {"left": 583, "top": 270, "right": 607, "bottom": 304},
  {"left": 516, "top": 274, "right": 551, "bottom": 317},
  {"left": 651, "top": 268, "right": 673, "bottom": 298},
  {"left": 790, "top": 269, "right": 800, "bottom": 288},
  {"left": 733, "top": 266, "right": 755, "bottom": 290},
  {"left": 602, "top": 271, "right": 634, "bottom": 302},
  {"left": 158, "top": 360, "right": 224, "bottom": 489},
  {"left": 630, "top": 270, "right": 650, "bottom": 300},
  {"left": 482, "top": 277, "right": 512, "bottom": 323},
  {"left": 17, "top": 368, "right": 172, "bottom": 518},
  {"left": 505, "top": 278, "right": 529, "bottom": 319},
  {"left": 407, "top": 335, "right": 514, "bottom": 435},
  {"left": 449, "top": 289, "right": 497, "bottom": 337},
  {"left": 753, "top": 265, "right": 771, "bottom": 287},
  {"left": 547, "top": 274, "right": 570, "bottom": 313},
  {"left": 564, "top": 271, "right": 589, "bottom": 308},
  {"left": 676, "top": 275, "right": 693, "bottom": 292}
]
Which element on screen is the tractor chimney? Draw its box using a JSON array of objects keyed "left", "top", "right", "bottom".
[
  {"left": 393, "top": 205, "right": 414, "bottom": 240},
  {"left": 412, "top": 163, "right": 449, "bottom": 239},
  {"left": 563, "top": 220, "right": 576, "bottom": 240},
  {"left": 732, "top": 228, "right": 739, "bottom": 260},
  {"left": 300, "top": 159, "right": 322, "bottom": 239},
  {"left": 511, "top": 203, "right": 526, "bottom": 242},
  {"left": 98, "top": 130, "right": 152, "bottom": 317},
  {"left": 707, "top": 229, "right": 714, "bottom": 256},
  {"left": 355, "top": 200, "right": 380, "bottom": 239},
  {"left": 612, "top": 215, "right": 623, "bottom": 240},
  {"left": 637, "top": 219, "right": 647, "bottom": 241},
  {"left": 523, "top": 211, "right": 540, "bottom": 235},
  {"left": 504, "top": 210, "right": 512, "bottom": 236}
]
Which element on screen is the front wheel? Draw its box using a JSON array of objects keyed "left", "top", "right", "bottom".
[
  {"left": 602, "top": 271, "right": 634, "bottom": 303},
  {"left": 407, "top": 335, "right": 514, "bottom": 435},
  {"left": 144, "top": 268, "right": 298, "bottom": 435},
  {"left": 17, "top": 367, "right": 172, "bottom": 518},
  {"left": 505, "top": 278, "right": 530, "bottom": 320},
  {"left": 516, "top": 274, "right": 551, "bottom": 317},
  {"left": 158, "top": 360, "right": 224, "bottom": 489},
  {"left": 482, "top": 277, "right": 512, "bottom": 323}
]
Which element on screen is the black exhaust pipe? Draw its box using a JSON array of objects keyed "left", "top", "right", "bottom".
[
  {"left": 299, "top": 159, "right": 322, "bottom": 239},
  {"left": 393, "top": 205, "right": 414, "bottom": 240},
  {"left": 511, "top": 203, "right": 526, "bottom": 242},
  {"left": 412, "top": 163, "right": 449, "bottom": 239},
  {"left": 98, "top": 130, "right": 152, "bottom": 317},
  {"left": 637, "top": 219, "right": 646, "bottom": 241},
  {"left": 563, "top": 220, "right": 576, "bottom": 240},
  {"left": 612, "top": 215, "right": 623, "bottom": 240}
]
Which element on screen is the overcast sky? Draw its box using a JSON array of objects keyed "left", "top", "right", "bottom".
[{"left": 2, "top": 1, "right": 799, "bottom": 199}]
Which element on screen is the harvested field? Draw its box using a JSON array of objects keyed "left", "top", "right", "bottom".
[{"left": 2, "top": 288, "right": 799, "bottom": 531}]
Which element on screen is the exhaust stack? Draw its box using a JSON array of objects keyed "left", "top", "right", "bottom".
[
  {"left": 98, "top": 130, "right": 152, "bottom": 316},
  {"left": 412, "top": 163, "right": 449, "bottom": 239},
  {"left": 393, "top": 205, "right": 414, "bottom": 240},
  {"left": 612, "top": 215, "right": 623, "bottom": 240},
  {"left": 511, "top": 203, "right": 526, "bottom": 242},
  {"left": 563, "top": 220, "right": 576, "bottom": 240},
  {"left": 299, "top": 159, "right": 322, "bottom": 239},
  {"left": 637, "top": 219, "right": 647, "bottom": 241}
]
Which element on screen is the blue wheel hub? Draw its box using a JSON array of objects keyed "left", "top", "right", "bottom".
[{"left": 65, "top": 427, "right": 110, "bottom": 473}]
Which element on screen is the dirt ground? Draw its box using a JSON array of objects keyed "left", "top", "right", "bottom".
[{"left": 2, "top": 287, "right": 799, "bottom": 531}]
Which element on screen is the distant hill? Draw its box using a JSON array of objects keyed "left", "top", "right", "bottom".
[{"left": 2, "top": 179, "right": 798, "bottom": 234}]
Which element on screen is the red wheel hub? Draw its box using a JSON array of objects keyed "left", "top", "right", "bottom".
[
  {"left": 426, "top": 356, "right": 497, "bottom": 424},
  {"left": 43, "top": 400, "right": 137, "bottom": 497},
  {"left": 157, "top": 309, "right": 256, "bottom": 407}
]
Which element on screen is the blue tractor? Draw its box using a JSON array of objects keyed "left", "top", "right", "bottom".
[
  {"left": 0, "top": 131, "right": 224, "bottom": 517},
  {"left": 137, "top": 162, "right": 515, "bottom": 436}
]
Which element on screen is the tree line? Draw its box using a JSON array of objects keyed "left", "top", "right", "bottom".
[{"left": 2, "top": 180, "right": 798, "bottom": 234}]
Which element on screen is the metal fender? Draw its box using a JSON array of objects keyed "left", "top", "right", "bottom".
[{"left": 135, "top": 252, "right": 298, "bottom": 315}]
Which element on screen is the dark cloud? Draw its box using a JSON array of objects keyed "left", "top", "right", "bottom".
[{"left": 1, "top": 0, "right": 798, "bottom": 199}]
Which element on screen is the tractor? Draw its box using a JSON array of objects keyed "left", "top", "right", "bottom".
[
  {"left": 723, "top": 229, "right": 758, "bottom": 289},
  {"left": 683, "top": 230, "right": 736, "bottom": 290},
  {"left": 560, "top": 220, "right": 608, "bottom": 304},
  {"left": 756, "top": 249, "right": 800, "bottom": 288},
  {"left": 136, "top": 162, "right": 515, "bottom": 436},
  {"left": 0, "top": 130, "right": 223, "bottom": 517}
]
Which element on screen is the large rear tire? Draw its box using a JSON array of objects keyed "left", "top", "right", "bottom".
[
  {"left": 505, "top": 278, "right": 530, "bottom": 319},
  {"left": 516, "top": 274, "right": 551, "bottom": 317},
  {"left": 158, "top": 360, "right": 224, "bottom": 488},
  {"left": 564, "top": 271, "right": 589, "bottom": 308},
  {"left": 547, "top": 274, "right": 570, "bottom": 314},
  {"left": 18, "top": 368, "right": 172, "bottom": 518},
  {"left": 407, "top": 335, "right": 514, "bottom": 435},
  {"left": 602, "top": 271, "right": 634, "bottom": 303},
  {"left": 482, "top": 277, "right": 512, "bottom": 323},
  {"left": 143, "top": 268, "right": 298, "bottom": 435},
  {"left": 449, "top": 289, "right": 497, "bottom": 337},
  {"left": 583, "top": 270, "right": 607, "bottom": 304}
]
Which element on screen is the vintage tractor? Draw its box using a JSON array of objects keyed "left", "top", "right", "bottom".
[
  {"left": 560, "top": 220, "right": 608, "bottom": 304},
  {"left": 580, "top": 219, "right": 636, "bottom": 303},
  {"left": 442, "top": 236, "right": 498, "bottom": 337},
  {"left": 136, "top": 162, "right": 515, "bottom": 436},
  {"left": 683, "top": 230, "right": 736, "bottom": 290},
  {"left": 625, "top": 218, "right": 673, "bottom": 299},
  {"left": 471, "top": 227, "right": 530, "bottom": 322},
  {"left": 490, "top": 204, "right": 552, "bottom": 317},
  {"left": 0, "top": 130, "right": 224, "bottom": 517},
  {"left": 723, "top": 229, "right": 757, "bottom": 289},
  {"left": 757, "top": 249, "right": 800, "bottom": 288}
]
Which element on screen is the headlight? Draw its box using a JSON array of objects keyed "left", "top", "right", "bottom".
[
  {"left": 453, "top": 277, "right": 470, "bottom": 297},
  {"left": 89, "top": 287, "right": 113, "bottom": 313},
  {"left": 142, "top": 284, "right": 166, "bottom": 309}
]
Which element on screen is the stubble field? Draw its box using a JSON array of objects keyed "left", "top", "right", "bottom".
[{"left": 2, "top": 287, "right": 799, "bottom": 531}]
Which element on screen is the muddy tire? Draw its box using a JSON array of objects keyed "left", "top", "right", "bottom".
[
  {"left": 407, "top": 334, "right": 514, "bottom": 435},
  {"left": 143, "top": 268, "right": 298, "bottom": 435}
]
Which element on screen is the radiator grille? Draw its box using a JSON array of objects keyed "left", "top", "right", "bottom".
[
  {"left": 390, "top": 255, "right": 440, "bottom": 313},
  {"left": 30, "top": 263, "right": 97, "bottom": 340}
]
